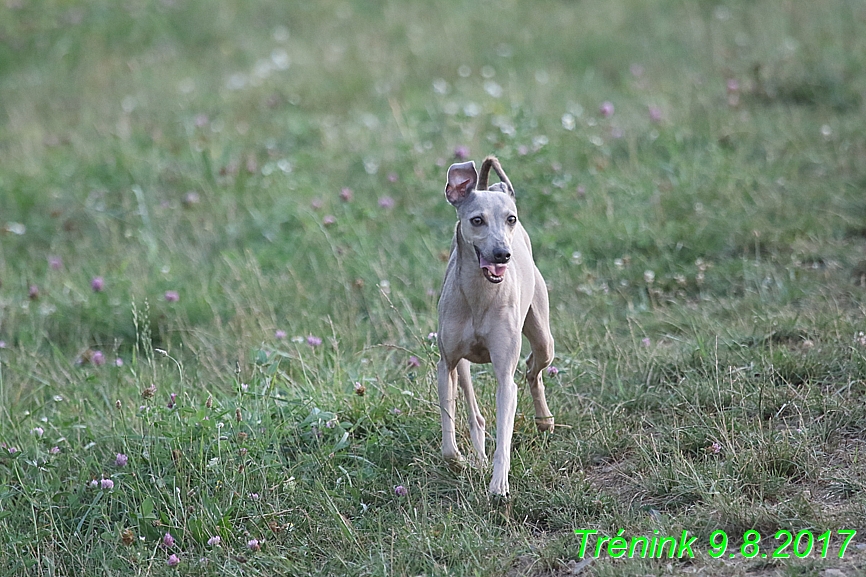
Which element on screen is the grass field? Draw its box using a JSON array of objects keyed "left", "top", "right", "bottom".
[{"left": 1, "top": 0, "right": 866, "bottom": 575}]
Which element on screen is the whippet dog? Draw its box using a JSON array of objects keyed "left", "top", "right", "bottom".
[{"left": 437, "top": 155, "right": 554, "bottom": 497}]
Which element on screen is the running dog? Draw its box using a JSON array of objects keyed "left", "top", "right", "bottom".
[{"left": 436, "top": 155, "right": 554, "bottom": 497}]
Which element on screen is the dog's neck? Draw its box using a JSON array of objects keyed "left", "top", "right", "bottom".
[{"left": 454, "top": 221, "right": 474, "bottom": 254}]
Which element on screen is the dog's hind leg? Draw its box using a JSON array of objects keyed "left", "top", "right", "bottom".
[
  {"left": 456, "top": 359, "right": 487, "bottom": 466},
  {"left": 437, "top": 358, "right": 463, "bottom": 463},
  {"left": 522, "top": 275, "right": 555, "bottom": 432}
]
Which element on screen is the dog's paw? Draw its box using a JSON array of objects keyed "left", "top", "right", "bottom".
[
  {"left": 443, "top": 452, "right": 466, "bottom": 472},
  {"left": 488, "top": 476, "right": 510, "bottom": 498},
  {"left": 489, "top": 492, "right": 512, "bottom": 510},
  {"left": 467, "top": 452, "right": 488, "bottom": 469},
  {"left": 535, "top": 415, "right": 555, "bottom": 433}
]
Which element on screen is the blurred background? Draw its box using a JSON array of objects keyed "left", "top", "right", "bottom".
[{"left": 1, "top": 0, "right": 864, "bottom": 362}]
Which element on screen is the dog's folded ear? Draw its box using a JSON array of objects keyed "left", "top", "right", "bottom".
[
  {"left": 445, "top": 161, "right": 478, "bottom": 206},
  {"left": 478, "top": 155, "right": 515, "bottom": 198}
]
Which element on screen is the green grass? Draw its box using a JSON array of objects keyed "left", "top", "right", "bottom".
[{"left": 1, "top": 0, "right": 866, "bottom": 574}]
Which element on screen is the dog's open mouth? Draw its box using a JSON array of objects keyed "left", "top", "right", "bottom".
[{"left": 475, "top": 247, "right": 507, "bottom": 284}]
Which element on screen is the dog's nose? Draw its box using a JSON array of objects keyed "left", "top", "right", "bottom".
[{"left": 493, "top": 249, "right": 511, "bottom": 264}]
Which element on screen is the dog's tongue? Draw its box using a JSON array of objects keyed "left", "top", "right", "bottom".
[{"left": 479, "top": 255, "right": 507, "bottom": 277}]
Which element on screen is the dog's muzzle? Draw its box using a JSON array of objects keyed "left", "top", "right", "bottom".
[{"left": 475, "top": 247, "right": 508, "bottom": 284}]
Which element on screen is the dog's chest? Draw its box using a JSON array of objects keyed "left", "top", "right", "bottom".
[{"left": 452, "top": 312, "right": 516, "bottom": 365}]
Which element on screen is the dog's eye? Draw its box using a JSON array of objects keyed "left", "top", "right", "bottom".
[
  {"left": 470, "top": 216, "right": 484, "bottom": 226},
  {"left": 507, "top": 215, "right": 517, "bottom": 225}
]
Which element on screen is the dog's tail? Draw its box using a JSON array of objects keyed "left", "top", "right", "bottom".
[{"left": 477, "top": 155, "right": 515, "bottom": 197}]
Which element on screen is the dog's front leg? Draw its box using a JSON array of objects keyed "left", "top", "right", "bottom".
[
  {"left": 437, "top": 358, "right": 463, "bottom": 463},
  {"left": 488, "top": 339, "right": 521, "bottom": 497}
]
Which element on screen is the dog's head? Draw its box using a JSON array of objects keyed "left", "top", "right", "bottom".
[{"left": 445, "top": 159, "right": 517, "bottom": 284}]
